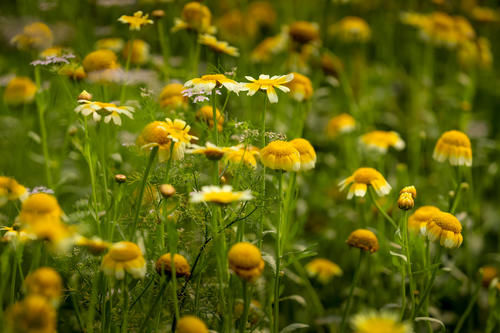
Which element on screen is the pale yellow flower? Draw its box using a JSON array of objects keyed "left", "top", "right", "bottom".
[
  {"left": 199, "top": 34, "right": 239, "bottom": 57},
  {"left": 190, "top": 185, "right": 253, "bottom": 204},
  {"left": 243, "top": 73, "right": 294, "bottom": 103},
  {"left": 118, "top": 11, "right": 153, "bottom": 31}
]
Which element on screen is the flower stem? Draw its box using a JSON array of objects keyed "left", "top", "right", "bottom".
[
  {"left": 273, "top": 171, "right": 285, "bottom": 333},
  {"left": 453, "top": 281, "right": 480, "bottom": 333},
  {"left": 368, "top": 187, "right": 398, "bottom": 229},
  {"left": 130, "top": 146, "right": 158, "bottom": 239},
  {"left": 212, "top": 88, "right": 218, "bottom": 145},
  {"left": 240, "top": 281, "right": 250, "bottom": 333},
  {"left": 120, "top": 34, "right": 135, "bottom": 104},
  {"left": 412, "top": 246, "right": 442, "bottom": 319},
  {"left": 121, "top": 278, "right": 129, "bottom": 333},
  {"left": 402, "top": 210, "right": 416, "bottom": 320},
  {"left": 340, "top": 251, "right": 365, "bottom": 333},
  {"left": 157, "top": 20, "right": 170, "bottom": 80},
  {"left": 258, "top": 97, "right": 268, "bottom": 249},
  {"left": 34, "top": 66, "right": 53, "bottom": 188}
]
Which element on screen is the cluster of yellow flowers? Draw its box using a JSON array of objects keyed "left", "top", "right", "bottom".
[
  {"left": 401, "top": 11, "right": 492, "bottom": 68},
  {"left": 6, "top": 267, "right": 62, "bottom": 332}
]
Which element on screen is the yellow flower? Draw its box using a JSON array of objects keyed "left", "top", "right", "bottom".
[
  {"left": 289, "top": 21, "right": 320, "bottom": 45},
  {"left": 351, "top": 310, "right": 413, "bottom": 333},
  {"left": 18, "top": 193, "right": 63, "bottom": 226},
  {"left": 285, "top": 72, "right": 313, "bottom": 102},
  {"left": 251, "top": 30, "right": 289, "bottom": 63},
  {"left": 289, "top": 138, "right": 317, "bottom": 171},
  {"left": 346, "top": 229, "right": 379, "bottom": 253},
  {"left": 260, "top": 140, "right": 301, "bottom": 172},
  {"left": 0, "top": 176, "right": 28, "bottom": 206},
  {"left": 458, "top": 38, "right": 493, "bottom": 70},
  {"left": 24, "top": 267, "right": 62, "bottom": 306},
  {"left": 96, "top": 38, "right": 124, "bottom": 52},
  {"left": 159, "top": 83, "right": 188, "bottom": 109},
  {"left": 58, "top": 63, "right": 86, "bottom": 80},
  {"left": 326, "top": 113, "right": 355, "bottom": 137},
  {"left": 11, "top": 22, "right": 53, "bottom": 51},
  {"left": 223, "top": 145, "right": 260, "bottom": 169},
  {"left": 321, "top": 52, "right": 344, "bottom": 78},
  {"left": 228, "top": 242, "right": 265, "bottom": 282},
  {"left": 75, "top": 236, "right": 111, "bottom": 255},
  {"left": 7, "top": 295, "right": 57, "bottom": 333},
  {"left": 480, "top": 266, "right": 499, "bottom": 287},
  {"left": 101, "top": 241, "right": 146, "bottom": 279},
  {"left": 122, "top": 39, "right": 150, "bottom": 65},
  {"left": 3, "top": 77, "right": 37, "bottom": 106},
  {"left": 471, "top": 7, "right": 499, "bottom": 23},
  {"left": 199, "top": 34, "right": 239, "bottom": 57},
  {"left": 188, "top": 142, "right": 226, "bottom": 161},
  {"left": 82, "top": 49, "right": 119, "bottom": 72},
  {"left": 330, "top": 16, "right": 371, "bottom": 43},
  {"left": 40, "top": 46, "right": 65, "bottom": 57},
  {"left": 433, "top": 130, "right": 472, "bottom": 167},
  {"left": 190, "top": 185, "right": 253, "bottom": 204},
  {"left": 243, "top": 73, "right": 294, "bottom": 104},
  {"left": 408, "top": 206, "right": 441, "bottom": 234},
  {"left": 155, "top": 253, "right": 191, "bottom": 278},
  {"left": 176, "top": 315, "right": 209, "bottom": 333},
  {"left": 137, "top": 119, "right": 197, "bottom": 162},
  {"left": 339, "top": 167, "right": 391, "bottom": 199},
  {"left": 305, "top": 258, "right": 343, "bottom": 284},
  {"left": 172, "top": 2, "right": 216, "bottom": 34},
  {"left": 217, "top": 10, "right": 257, "bottom": 43},
  {"left": 360, "top": 130, "right": 405, "bottom": 153},
  {"left": 1, "top": 226, "right": 35, "bottom": 243},
  {"left": 248, "top": 1, "right": 277, "bottom": 28},
  {"left": 195, "top": 105, "right": 224, "bottom": 132},
  {"left": 74, "top": 100, "right": 135, "bottom": 126},
  {"left": 421, "top": 211, "right": 463, "bottom": 248},
  {"left": 185, "top": 74, "right": 243, "bottom": 94},
  {"left": 118, "top": 11, "right": 153, "bottom": 31}
]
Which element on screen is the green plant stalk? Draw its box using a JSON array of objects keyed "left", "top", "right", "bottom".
[
  {"left": 109, "top": 182, "right": 124, "bottom": 241},
  {"left": 83, "top": 118, "right": 100, "bottom": 235},
  {"left": 412, "top": 246, "right": 442, "bottom": 319},
  {"left": 240, "top": 281, "right": 250, "bottom": 333},
  {"left": 34, "top": 67, "right": 53, "bottom": 188},
  {"left": 368, "top": 187, "right": 398, "bottom": 229},
  {"left": 402, "top": 210, "right": 416, "bottom": 319},
  {"left": 140, "top": 279, "right": 167, "bottom": 333},
  {"left": 130, "top": 146, "right": 158, "bottom": 239},
  {"left": 340, "top": 251, "right": 365, "bottom": 333},
  {"left": 292, "top": 260, "right": 324, "bottom": 316},
  {"left": 212, "top": 88, "right": 218, "bottom": 145},
  {"left": 273, "top": 171, "right": 285, "bottom": 333},
  {"left": 87, "top": 273, "right": 100, "bottom": 333},
  {"left": 10, "top": 253, "right": 17, "bottom": 304},
  {"left": 120, "top": 34, "right": 135, "bottom": 104},
  {"left": 167, "top": 209, "right": 180, "bottom": 321},
  {"left": 453, "top": 281, "right": 480, "bottom": 333},
  {"left": 121, "top": 278, "right": 129, "bottom": 333},
  {"left": 157, "top": 20, "right": 170, "bottom": 79},
  {"left": 258, "top": 97, "right": 268, "bottom": 249}
]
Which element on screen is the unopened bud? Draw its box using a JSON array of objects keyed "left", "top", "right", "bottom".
[
  {"left": 152, "top": 9, "right": 165, "bottom": 18},
  {"left": 398, "top": 192, "right": 414, "bottom": 210},
  {"left": 400, "top": 185, "right": 417, "bottom": 199},
  {"left": 159, "top": 184, "right": 176, "bottom": 198},
  {"left": 78, "top": 90, "right": 92, "bottom": 101},
  {"left": 115, "top": 174, "right": 127, "bottom": 183}
]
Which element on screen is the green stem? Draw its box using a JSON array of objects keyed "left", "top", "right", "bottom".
[
  {"left": 258, "top": 97, "right": 268, "bottom": 249},
  {"left": 34, "top": 67, "right": 52, "bottom": 188},
  {"left": 453, "top": 282, "right": 480, "bottom": 333},
  {"left": 120, "top": 34, "right": 135, "bottom": 104},
  {"left": 121, "top": 278, "right": 129, "bottom": 333},
  {"left": 212, "top": 88, "right": 218, "bottom": 145},
  {"left": 368, "top": 187, "right": 398, "bottom": 229},
  {"left": 240, "top": 281, "right": 250, "bottom": 333},
  {"left": 273, "top": 172, "right": 284, "bottom": 333},
  {"left": 340, "top": 251, "right": 365, "bottom": 333},
  {"left": 130, "top": 146, "right": 158, "bottom": 239},
  {"left": 402, "top": 210, "right": 416, "bottom": 319},
  {"left": 83, "top": 118, "right": 100, "bottom": 235},
  {"left": 413, "top": 246, "right": 442, "bottom": 319},
  {"left": 157, "top": 20, "right": 170, "bottom": 79}
]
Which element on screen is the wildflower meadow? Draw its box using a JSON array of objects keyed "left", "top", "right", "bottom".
[{"left": 1, "top": 0, "right": 500, "bottom": 332}]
